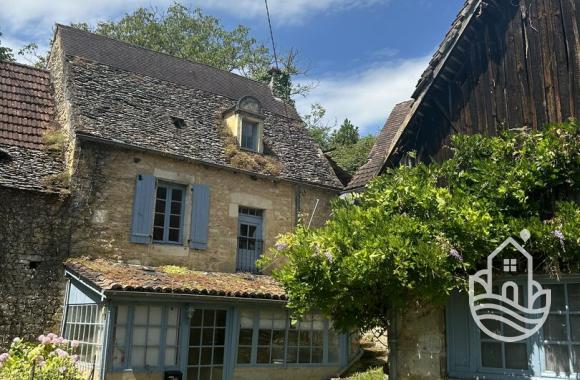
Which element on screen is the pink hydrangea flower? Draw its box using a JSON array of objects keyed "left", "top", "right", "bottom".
[
  {"left": 59, "top": 366, "right": 66, "bottom": 374},
  {"left": 54, "top": 348, "right": 68, "bottom": 358},
  {"left": 72, "top": 355, "right": 80, "bottom": 363},
  {"left": 71, "top": 340, "right": 80, "bottom": 348},
  {"left": 0, "top": 353, "right": 9, "bottom": 363}
]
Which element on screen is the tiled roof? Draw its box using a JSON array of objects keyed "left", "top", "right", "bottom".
[
  {"left": 65, "top": 258, "right": 287, "bottom": 301},
  {"left": 346, "top": 100, "right": 413, "bottom": 190},
  {"left": 56, "top": 25, "right": 299, "bottom": 120},
  {"left": 56, "top": 26, "right": 342, "bottom": 189},
  {"left": 0, "top": 61, "right": 64, "bottom": 192},
  {"left": 0, "top": 61, "right": 55, "bottom": 149}
]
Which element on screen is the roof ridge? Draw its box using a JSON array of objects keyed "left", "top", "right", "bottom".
[
  {"left": 55, "top": 24, "right": 278, "bottom": 93},
  {"left": 0, "top": 60, "right": 50, "bottom": 74}
]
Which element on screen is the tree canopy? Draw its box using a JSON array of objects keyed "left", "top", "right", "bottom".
[
  {"left": 332, "top": 119, "right": 359, "bottom": 145},
  {"left": 0, "top": 31, "right": 14, "bottom": 62},
  {"left": 263, "top": 122, "right": 580, "bottom": 332}
]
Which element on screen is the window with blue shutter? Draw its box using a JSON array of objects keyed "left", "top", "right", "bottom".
[
  {"left": 189, "top": 184, "right": 210, "bottom": 249},
  {"left": 130, "top": 174, "right": 156, "bottom": 244},
  {"left": 153, "top": 182, "right": 186, "bottom": 244}
]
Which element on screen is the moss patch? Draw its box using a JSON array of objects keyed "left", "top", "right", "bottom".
[
  {"left": 220, "top": 125, "right": 282, "bottom": 176},
  {"left": 42, "top": 128, "right": 67, "bottom": 154},
  {"left": 158, "top": 265, "right": 191, "bottom": 275}
]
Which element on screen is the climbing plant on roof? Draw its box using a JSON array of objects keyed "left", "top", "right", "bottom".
[{"left": 261, "top": 121, "right": 579, "bottom": 333}]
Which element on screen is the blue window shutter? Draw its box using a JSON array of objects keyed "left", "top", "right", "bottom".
[
  {"left": 446, "top": 291, "right": 473, "bottom": 374},
  {"left": 190, "top": 184, "right": 210, "bottom": 249},
  {"left": 130, "top": 174, "right": 156, "bottom": 244}
]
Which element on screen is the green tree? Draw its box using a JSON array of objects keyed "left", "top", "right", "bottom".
[
  {"left": 332, "top": 118, "right": 359, "bottom": 146},
  {"left": 329, "top": 135, "right": 377, "bottom": 175},
  {"left": 302, "top": 103, "right": 334, "bottom": 151},
  {"left": 0, "top": 31, "right": 15, "bottom": 62},
  {"left": 263, "top": 122, "right": 580, "bottom": 335}
]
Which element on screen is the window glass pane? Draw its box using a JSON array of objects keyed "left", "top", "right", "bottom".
[
  {"left": 169, "top": 215, "right": 181, "bottom": 228},
  {"left": 155, "top": 199, "right": 165, "bottom": 213},
  {"left": 299, "top": 330, "right": 311, "bottom": 345},
  {"left": 165, "top": 347, "right": 177, "bottom": 366},
  {"left": 288, "top": 330, "right": 298, "bottom": 346},
  {"left": 133, "top": 327, "right": 147, "bottom": 345},
  {"left": 568, "top": 284, "right": 580, "bottom": 311},
  {"left": 134, "top": 306, "right": 148, "bottom": 324},
  {"left": 168, "top": 228, "right": 180, "bottom": 242},
  {"left": 544, "top": 315, "right": 568, "bottom": 341},
  {"left": 145, "top": 347, "right": 159, "bottom": 366},
  {"left": 153, "top": 227, "right": 164, "bottom": 241},
  {"left": 312, "top": 330, "right": 323, "bottom": 346},
  {"left": 202, "top": 329, "right": 214, "bottom": 345},
  {"left": 238, "top": 329, "right": 253, "bottom": 345},
  {"left": 147, "top": 327, "right": 161, "bottom": 345},
  {"left": 272, "top": 330, "right": 285, "bottom": 346},
  {"left": 505, "top": 343, "right": 528, "bottom": 369},
  {"left": 257, "top": 347, "right": 270, "bottom": 363},
  {"left": 237, "top": 347, "right": 251, "bottom": 364},
  {"left": 216, "top": 310, "right": 227, "bottom": 327},
  {"left": 481, "top": 318, "right": 501, "bottom": 338},
  {"left": 203, "top": 310, "right": 215, "bottom": 327},
  {"left": 188, "top": 347, "right": 200, "bottom": 365},
  {"left": 200, "top": 347, "right": 212, "bottom": 364},
  {"left": 166, "top": 327, "right": 178, "bottom": 346},
  {"left": 149, "top": 307, "right": 162, "bottom": 325},
  {"left": 171, "top": 189, "right": 183, "bottom": 202},
  {"left": 116, "top": 306, "right": 128, "bottom": 325},
  {"left": 191, "top": 310, "right": 203, "bottom": 327},
  {"left": 545, "top": 344, "right": 570, "bottom": 373},
  {"left": 132, "top": 347, "right": 145, "bottom": 367},
  {"left": 258, "top": 330, "right": 271, "bottom": 345},
  {"left": 167, "top": 307, "right": 179, "bottom": 326},
  {"left": 299, "top": 347, "right": 311, "bottom": 363},
  {"left": 481, "top": 342, "right": 502, "bottom": 368},
  {"left": 269, "top": 346, "right": 283, "bottom": 365},
  {"left": 113, "top": 346, "right": 126, "bottom": 367},
  {"left": 287, "top": 347, "right": 298, "bottom": 363},
  {"left": 190, "top": 328, "right": 201, "bottom": 346},
  {"left": 214, "top": 328, "right": 226, "bottom": 346},
  {"left": 156, "top": 186, "right": 167, "bottom": 199},
  {"left": 312, "top": 347, "right": 323, "bottom": 363},
  {"left": 213, "top": 347, "right": 224, "bottom": 365},
  {"left": 154, "top": 212, "right": 165, "bottom": 228},
  {"left": 114, "top": 326, "right": 126, "bottom": 346},
  {"left": 187, "top": 368, "right": 199, "bottom": 380}
]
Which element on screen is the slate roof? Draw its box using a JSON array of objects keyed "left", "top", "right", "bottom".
[
  {"left": 346, "top": 100, "right": 413, "bottom": 190},
  {"left": 56, "top": 25, "right": 342, "bottom": 189},
  {"left": 65, "top": 257, "right": 287, "bottom": 301},
  {"left": 0, "top": 61, "right": 64, "bottom": 192}
]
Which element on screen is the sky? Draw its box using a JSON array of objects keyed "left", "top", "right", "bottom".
[{"left": 0, "top": 0, "right": 464, "bottom": 135}]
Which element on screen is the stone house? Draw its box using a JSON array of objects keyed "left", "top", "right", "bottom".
[
  {"left": 347, "top": 1, "right": 578, "bottom": 379},
  {"left": 0, "top": 24, "right": 353, "bottom": 380}
]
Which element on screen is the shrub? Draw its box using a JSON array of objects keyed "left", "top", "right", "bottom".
[{"left": 0, "top": 334, "right": 84, "bottom": 380}]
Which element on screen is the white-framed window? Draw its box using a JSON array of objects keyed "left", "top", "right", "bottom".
[{"left": 63, "top": 304, "right": 106, "bottom": 373}]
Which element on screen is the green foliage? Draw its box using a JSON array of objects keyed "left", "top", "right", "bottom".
[
  {"left": 264, "top": 122, "right": 580, "bottom": 332},
  {"left": 303, "top": 103, "right": 334, "bottom": 151},
  {"left": 0, "top": 335, "right": 83, "bottom": 380},
  {"left": 347, "top": 368, "right": 386, "bottom": 380},
  {"left": 332, "top": 119, "right": 360, "bottom": 146},
  {"left": 0, "top": 31, "right": 15, "bottom": 62},
  {"left": 330, "top": 135, "right": 377, "bottom": 175}
]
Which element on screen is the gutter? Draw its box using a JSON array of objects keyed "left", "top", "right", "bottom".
[
  {"left": 103, "top": 289, "right": 288, "bottom": 305},
  {"left": 75, "top": 131, "right": 343, "bottom": 193}
]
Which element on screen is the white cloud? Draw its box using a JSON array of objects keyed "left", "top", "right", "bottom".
[{"left": 295, "top": 56, "right": 430, "bottom": 135}]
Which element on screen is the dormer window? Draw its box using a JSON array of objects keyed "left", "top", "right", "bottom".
[
  {"left": 241, "top": 120, "right": 259, "bottom": 151},
  {"left": 223, "top": 96, "right": 265, "bottom": 154}
]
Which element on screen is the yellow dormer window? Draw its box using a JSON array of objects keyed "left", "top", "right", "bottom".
[{"left": 224, "top": 96, "right": 264, "bottom": 153}]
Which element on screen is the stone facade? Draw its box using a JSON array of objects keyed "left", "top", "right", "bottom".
[
  {"left": 394, "top": 303, "right": 446, "bottom": 380},
  {"left": 0, "top": 188, "right": 70, "bottom": 349},
  {"left": 68, "top": 141, "right": 336, "bottom": 272}
]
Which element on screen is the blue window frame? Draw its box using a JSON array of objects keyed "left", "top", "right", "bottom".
[
  {"left": 447, "top": 278, "right": 580, "bottom": 379},
  {"left": 153, "top": 182, "right": 185, "bottom": 244},
  {"left": 241, "top": 120, "right": 259, "bottom": 151},
  {"left": 112, "top": 304, "right": 181, "bottom": 371},
  {"left": 235, "top": 310, "right": 340, "bottom": 367},
  {"left": 236, "top": 207, "right": 263, "bottom": 273}
]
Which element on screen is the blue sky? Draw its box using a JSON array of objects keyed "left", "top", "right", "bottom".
[{"left": 0, "top": 0, "right": 463, "bottom": 135}]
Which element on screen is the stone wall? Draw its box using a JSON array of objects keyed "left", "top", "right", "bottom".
[
  {"left": 69, "top": 141, "right": 337, "bottom": 272},
  {"left": 0, "top": 188, "right": 71, "bottom": 350},
  {"left": 394, "top": 303, "right": 446, "bottom": 380}
]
